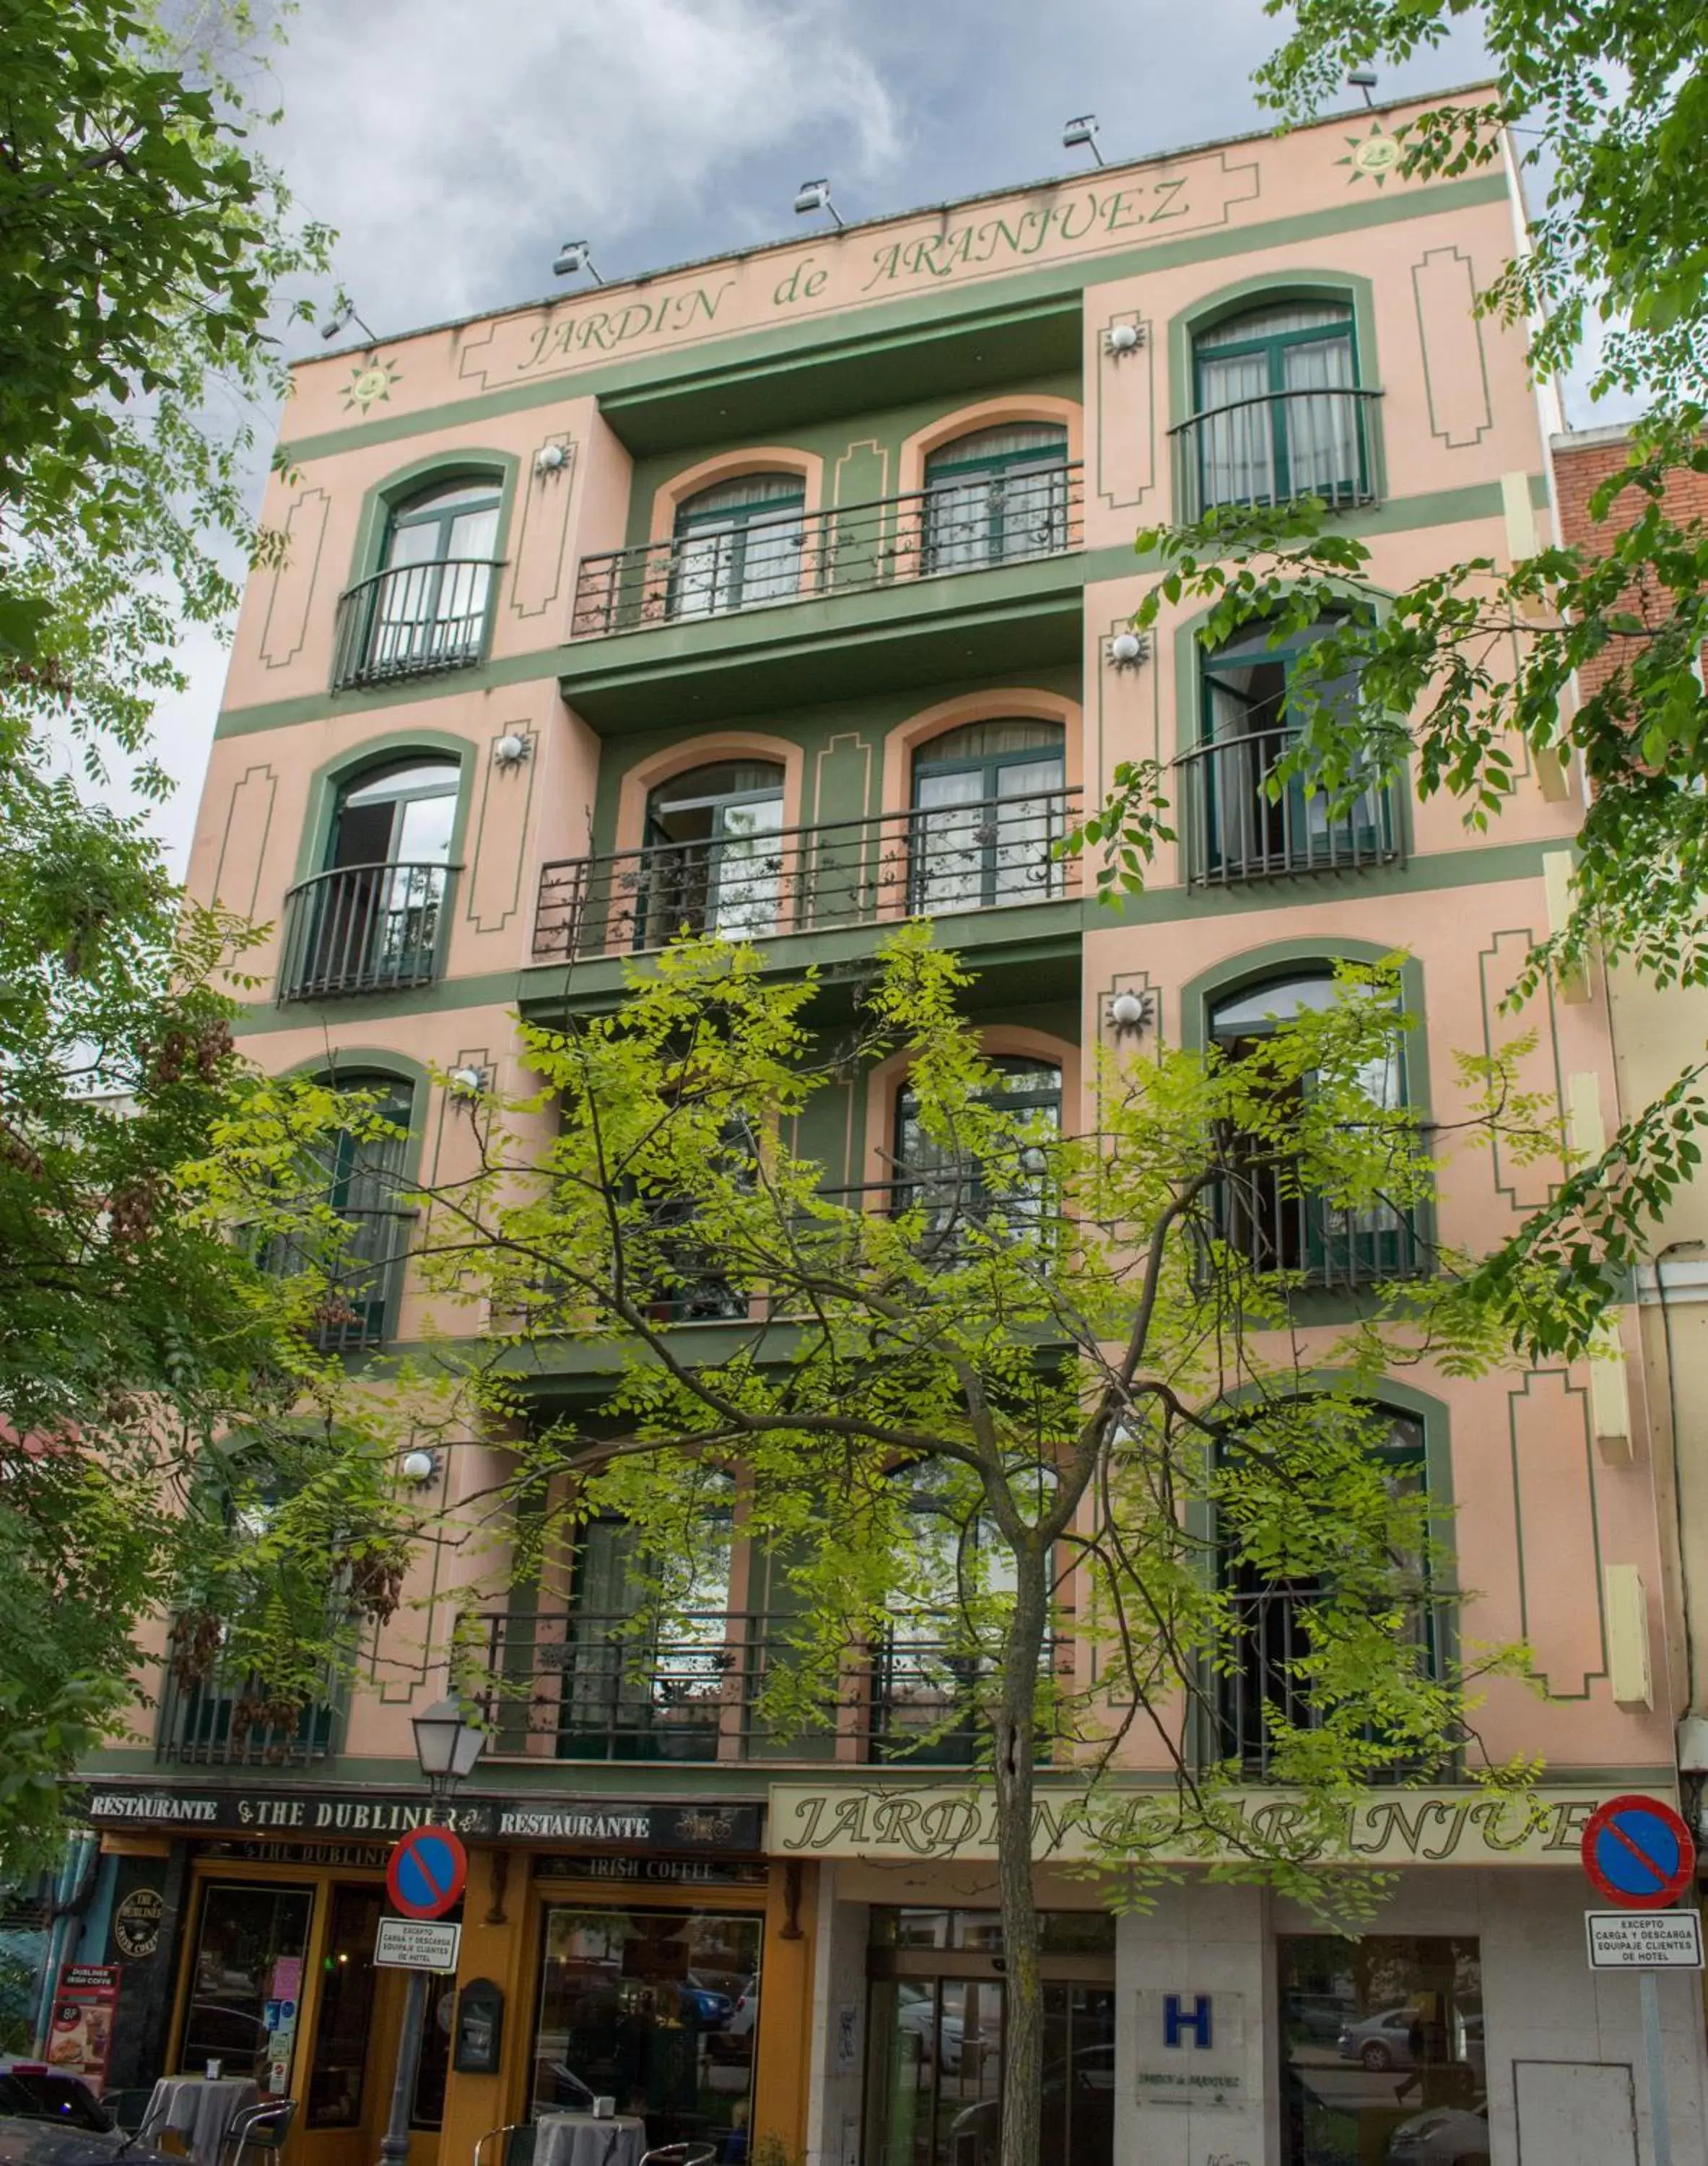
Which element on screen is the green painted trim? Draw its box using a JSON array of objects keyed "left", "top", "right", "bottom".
[
  {"left": 230, "top": 965, "right": 525, "bottom": 1038},
  {"left": 211, "top": 474, "right": 1548, "bottom": 743},
  {"left": 271, "top": 1043, "right": 435, "bottom": 1185},
  {"left": 276, "top": 176, "right": 1515, "bottom": 469},
  {"left": 290, "top": 724, "right": 479, "bottom": 885},
  {"left": 1099, "top": 836, "right": 1561, "bottom": 925},
  {"left": 1164, "top": 267, "right": 1380, "bottom": 431},
  {"left": 347, "top": 445, "right": 522, "bottom": 592}
]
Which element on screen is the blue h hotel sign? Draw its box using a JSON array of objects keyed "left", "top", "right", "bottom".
[
  {"left": 1164, "top": 1993, "right": 1213, "bottom": 2049},
  {"left": 1134, "top": 1991, "right": 1246, "bottom": 2108}
]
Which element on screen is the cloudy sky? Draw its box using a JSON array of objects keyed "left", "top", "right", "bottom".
[{"left": 152, "top": 0, "right": 1505, "bottom": 866}]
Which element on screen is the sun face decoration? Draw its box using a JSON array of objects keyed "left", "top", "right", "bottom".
[
  {"left": 343, "top": 357, "right": 402, "bottom": 414},
  {"left": 1337, "top": 126, "right": 1403, "bottom": 186}
]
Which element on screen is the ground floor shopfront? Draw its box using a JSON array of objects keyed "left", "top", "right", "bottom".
[{"left": 58, "top": 1777, "right": 1708, "bottom": 2166}]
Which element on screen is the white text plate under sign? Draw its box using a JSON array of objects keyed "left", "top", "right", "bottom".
[
  {"left": 375, "top": 1918, "right": 462, "bottom": 1971},
  {"left": 1585, "top": 1910, "right": 1704, "bottom": 1969}
]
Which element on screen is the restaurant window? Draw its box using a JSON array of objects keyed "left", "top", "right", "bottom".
[
  {"left": 306, "top": 1887, "right": 380, "bottom": 2127},
  {"left": 528, "top": 1902, "right": 762, "bottom": 2157},
  {"left": 865, "top": 1909, "right": 1115, "bottom": 2166},
  {"left": 1278, "top": 1934, "right": 1483, "bottom": 2166},
  {"left": 179, "top": 1884, "right": 313, "bottom": 2093},
  {"left": 909, "top": 721, "right": 1068, "bottom": 916}
]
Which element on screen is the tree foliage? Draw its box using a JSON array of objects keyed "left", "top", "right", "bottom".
[{"left": 226, "top": 929, "right": 1555, "bottom": 2166}]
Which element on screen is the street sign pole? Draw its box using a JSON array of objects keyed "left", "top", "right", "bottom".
[
  {"left": 1640, "top": 1971, "right": 1673, "bottom": 2166},
  {"left": 378, "top": 1968, "right": 430, "bottom": 2166}
]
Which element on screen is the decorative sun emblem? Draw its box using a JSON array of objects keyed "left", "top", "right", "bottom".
[
  {"left": 343, "top": 357, "right": 401, "bottom": 414},
  {"left": 1337, "top": 126, "right": 1403, "bottom": 186}
]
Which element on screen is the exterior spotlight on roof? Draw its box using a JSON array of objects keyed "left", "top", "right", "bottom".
[
  {"left": 1348, "top": 68, "right": 1378, "bottom": 105},
  {"left": 1062, "top": 115, "right": 1104, "bottom": 166},
  {"left": 552, "top": 240, "right": 603, "bottom": 284},
  {"left": 320, "top": 299, "right": 378, "bottom": 344},
  {"left": 793, "top": 178, "right": 843, "bottom": 228}
]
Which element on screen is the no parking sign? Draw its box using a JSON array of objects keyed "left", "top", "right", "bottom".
[{"left": 386, "top": 1824, "right": 468, "bottom": 1920}]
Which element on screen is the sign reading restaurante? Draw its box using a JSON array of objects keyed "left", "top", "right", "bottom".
[{"left": 768, "top": 1783, "right": 1681, "bottom": 1866}]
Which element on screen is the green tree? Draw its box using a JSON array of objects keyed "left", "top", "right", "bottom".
[
  {"left": 1075, "top": 10, "right": 1708, "bottom": 1352},
  {"left": 292, "top": 928, "right": 1543, "bottom": 2166},
  {"left": 0, "top": 0, "right": 398, "bottom": 1871}
]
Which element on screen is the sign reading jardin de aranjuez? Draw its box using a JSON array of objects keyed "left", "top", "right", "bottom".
[{"left": 767, "top": 1785, "right": 1678, "bottom": 1866}]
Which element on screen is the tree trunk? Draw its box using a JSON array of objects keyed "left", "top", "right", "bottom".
[{"left": 993, "top": 1544, "right": 1048, "bottom": 2166}]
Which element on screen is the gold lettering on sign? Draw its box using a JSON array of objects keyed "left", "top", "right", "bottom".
[{"left": 768, "top": 1783, "right": 1676, "bottom": 1866}]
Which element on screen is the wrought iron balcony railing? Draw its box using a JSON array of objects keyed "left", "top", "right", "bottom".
[
  {"left": 1213, "top": 1154, "right": 1421, "bottom": 1291},
  {"left": 258, "top": 1205, "right": 417, "bottom": 1352},
  {"left": 157, "top": 1649, "right": 341, "bottom": 1767},
  {"left": 466, "top": 1609, "right": 1042, "bottom": 1765},
  {"left": 331, "top": 558, "right": 501, "bottom": 690},
  {"left": 1169, "top": 387, "right": 1384, "bottom": 521},
  {"left": 1216, "top": 1583, "right": 1441, "bottom": 1779},
  {"left": 570, "top": 466, "right": 1085, "bottom": 638},
  {"left": 1176, "top": 728, "right": 1400, "bottom": 885},
  {"left": 278, "top": 860, "right": 455, "bottom": 1001},
  {"left": 532, "top": 788, "right": 1079, "bottom": 963}
]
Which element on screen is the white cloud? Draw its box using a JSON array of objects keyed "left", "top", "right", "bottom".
[{"left": 271, "top": 0, "right": 903, "bottom": 332}]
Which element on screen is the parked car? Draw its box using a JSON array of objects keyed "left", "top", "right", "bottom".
[
  {"left": 1385, "top": 2102, "right": 1490, "bottom": 2165},
  {"left": 1338, "top": 2008, "right": 1421, "bottom": 2071},
  {"left": 0, "top": 2063, "right": 172, "bottom": 2166}
]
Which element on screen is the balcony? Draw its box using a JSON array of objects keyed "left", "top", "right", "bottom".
[
  {"left": 1169, "top": 387, "right": 1384, "bottom": 521},
  {"left": 468, "top": 1609, "right": 1040, "bottom": 1765},
  {"left": 532, "top": 788, "right": 1080, "bottom": 965},
  {"left": 278, "top": 860, "right": 455, "bottom": 1002},
  {"left": 572, "top": 466, "right": 1085, "bottom": 640},
  {"left": 1214, "top": 1156, "right": 1421, "bottom": 1292},
  {"left": 259, "top": 1206, "right": 417, "bottom": 1352},
  {"left": 157, "top": 1648, "right": 341, "bottom": 1767},
  {"left": 331, "top": 557, "right": 501, "bottom": 691},
  {"left": 1176, "top": 728, "right": 1400, "bottom": 885}
]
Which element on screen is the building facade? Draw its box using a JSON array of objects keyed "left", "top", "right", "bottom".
[{"left": 65, "top": 92, "right": 1708, "bottom": 2166}]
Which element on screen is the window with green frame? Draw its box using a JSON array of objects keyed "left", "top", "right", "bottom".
[
  {"left": 1194, "top": 615, "right": 1393, "bottom": 880},
  {"left": 669, "top": 471, "right": 806, "bottom": 617},
  {"left": 1190, "top": 300, "right": 1368, "bottom": 510},
  {"left": 362, "top": 476, "right": 502, "bottom": 677},
  {"left": 1216, "top": 1408, "right": 1436, "bottom": 1779},
  {"left": 261, "top": 1071, "right": 415, "bottom": 1352},
  {"left": 893, "top": 1055, "right": 1062, "bottom": 1245},
  {"left": 910, "top": 719, "right": 1068, "bottom": 914},
  {"left": 1207, "top": 972, "right": 1417, "bottom": 1286},
  {"left": 922, "top": 422, "right": 1071, "bottom": 573}
]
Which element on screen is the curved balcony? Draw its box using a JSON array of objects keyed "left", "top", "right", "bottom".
[
  {"left": 330, "top": 557, "right": 501, "bottom": 690},
  {"left": 1169, "top": 387, "right": 1384, "bottom": 521},
  {"left": 1176, "top": 728, "right": 1400, "bottom": 886},
  {"left": 278, "top": 859, "right": 456, "bottom": 1001},
  {"left": 532, "top": 788, "right": 1080, "bottom": 963},
  {"left": 570, "top": 466, "right": 1085, "bottom": 639}
]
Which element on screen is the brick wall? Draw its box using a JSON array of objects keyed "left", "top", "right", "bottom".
[{"left": 1553, "top": 425, "right": 1708, "bottom": 702}]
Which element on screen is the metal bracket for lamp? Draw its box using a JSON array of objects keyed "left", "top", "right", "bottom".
[{"left": 1106, "top": 630, "right": 1150, "bottom": 669}]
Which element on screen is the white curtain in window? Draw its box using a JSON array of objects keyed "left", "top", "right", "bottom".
[
  {"left": 912, "top": 770, "right": 988, "bottom": 913},
  {"left": 1196, "top": 352, "right": 1273, "bottom": 507},
  {"left": 993, "top": 756, "right": 1067, "bottom": 902},
  {"left": 1207, "top": 677, "right": 1266, "bottom": 871},
  {"left": 1282, "top": 336, "right": 1357, "bottom": 497},
  {"left": 707, "top": 796, "right": 785, "bottom": 939}
]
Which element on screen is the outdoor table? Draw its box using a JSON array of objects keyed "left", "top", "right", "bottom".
[
  {"left": 533, "top": 2111, "right": 649, "bottom": 2166},
  {"left": 138, "top": 2074, "right": 263, "bottom": 2166}
]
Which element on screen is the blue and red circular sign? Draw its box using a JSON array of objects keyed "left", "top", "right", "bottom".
[
  {"left": 386, "top": 1826, "right": 468, "bottom": 1920},
  {"left": 1581, "top": 1794, "right": 1696, "bottom": 1910}
]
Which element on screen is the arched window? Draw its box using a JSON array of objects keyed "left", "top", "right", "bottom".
[
  {"left": 341, "top": 475, "right": 502, "bottom": 686},
  {"left": 923, "top": 422, "right": 1070, "bottom": 573},
  {"left": 894, "top": 1056, "right": 1063, "bottom": 1244},
  {"left": 283, "top": 759, "right": 460, "bottom": 1001},
  {"left": 261, "top": 1070, "right": 414, "bottom": 1352},
  {"left": 555, "top": 1480, "right": 734, "bottom": 1762},
  {"left": 628, "top": 760, "right": 787, "bottom": 950},
  {"left": 1218, "top": 1407, "right": 1430, "bottom": 1776},
  {"left": 910, "top": 718, "right": 1068, "bottom": 914},
  {"left": 670, "top": 471, "right": 806, "bottom": 618},
  {"left": 1188, "top": 299, "right": 1369, "bottom": 513},
  {"left": 1207, "top": 972, "right": 1414, "bottom": 1284},
  {"left": 1188, "top": 614, "right": 1394, "bottom": 883}
]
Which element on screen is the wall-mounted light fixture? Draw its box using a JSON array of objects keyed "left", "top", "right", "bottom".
[
  {"left": 1063, "top": 115, "right": 1104, "bottom": 166},
  {"left": 401, "top": 1448, "right": 439, "bottom": 1485},
  {"left": 1104, "top": 322, "right": 1144, "bottom": 357},
  {"left": 1109, "top": 988, "right": 1152, "bottom": 1038},
  {"left": 448, "top": 1065, "right": 487, "bottom": 1096},
  {"left": 492, "top": 733, "right": 531, "bottom": 768},
  {"left": 534, "top": 443, "right": 570, "bottom": 477},
  {"left": 1107, "top": 630, "right": 1149, "bottom": 668},
  {"left": 793, "top": 178, "right": 843, "bottom": 228},
  {"left": 552, "top": 239, "right": 603, "bottom": 284}
]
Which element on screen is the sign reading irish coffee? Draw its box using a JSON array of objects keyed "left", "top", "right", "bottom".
[{"left": 768, "top": 1784, "right": 1679, "bottom": 1867}]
